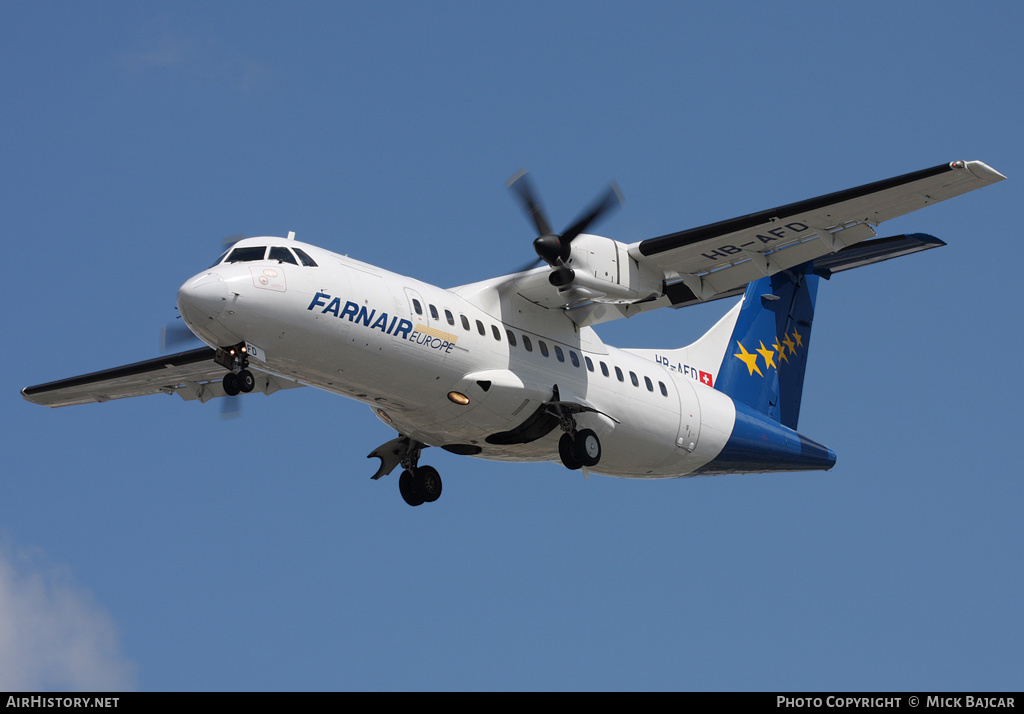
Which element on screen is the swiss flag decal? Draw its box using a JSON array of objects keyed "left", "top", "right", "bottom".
[{"left": 699, "top": 371, "right": 713, "bottom": 387}]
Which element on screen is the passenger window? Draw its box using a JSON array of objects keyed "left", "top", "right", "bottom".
[
  {"left": 506, "top": 330, "right": 517, "bottom": 347},
  {"left": 601, "top": 362, "right": 609, "bottom": 377},
  {"left": 585, "top": 356, "right": 594, "bottom": 372},
  {"left": 539, "top": 341, "right": 549, "bottom": 357},
  {"left": 492, "top": 325, "right": 501, "bottom": 341},
  {"left": 659, "top": 381, "right": 668, "bottom": 397},
  {"left": 615, "top": 366, "right": 624, "bottom": 382},
  {"left": 429, "top": 304, "right": 439, "bottom": 320},
  {"left": 476, "top": 320, "right": 485, "bottom": 336},
  {"left": 645, "top": 376, "right": 654, "bottom": 392},
  {"left": 268, "top": 246, "right": 298, "bottom": 265},
  {"left": 523, "top": 335, "right": 533, "bottom": 352},
  {"left": 292, "top": 248, "right": 318, "bottom": 267},
  {"left": 569, "top": 351, "right": 580, "bottom": 368},
  {"left": 445, "top": 309, "right": 455, "bottom": 326},
  {"left": 226, "top": 246, "right": 266, "bottom": 263},
  {"left": 412, "top": 299, "right": 423, "bottom": 316},
  {"left": 630, "top": 371, "right": 639, "bottom": 387},
  {"left": 461, "top": 315, "right": 470, "bottom": 330},
  {"left": 554, "top": 345, "right": 565, "bottom": 362}
]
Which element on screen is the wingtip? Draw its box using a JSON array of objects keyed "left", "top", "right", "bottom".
[{"left": 961, "top": 160, "right": 1007, "bottom": 182}]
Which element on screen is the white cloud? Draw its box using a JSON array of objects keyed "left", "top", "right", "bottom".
[
  {"left": 119, "top": 33, "right": 273, "bottom": 92},
  {"left": 0, "top": 542, "right": 137, "bottom": 692}
]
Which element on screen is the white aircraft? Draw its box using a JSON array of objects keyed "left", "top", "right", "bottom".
[{"left": 23, "top": 161, "right": 1004, "bottom": 506}]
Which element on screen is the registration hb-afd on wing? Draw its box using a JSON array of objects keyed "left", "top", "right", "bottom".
[{"left": 22, "top": 161, "right": 1005, "bottom": 506}]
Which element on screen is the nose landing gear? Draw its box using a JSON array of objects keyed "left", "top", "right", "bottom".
[
  {"left": 222, "top": 369, "right": 255, "bottom": 396},
  {"left": 217, "top": 343, "right": 255, "bottom": 396}
]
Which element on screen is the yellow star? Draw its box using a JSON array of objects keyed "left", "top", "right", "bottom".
[
  {"left": 792, "top": 329, "right": 803, "bottom": 348},
  {"left": 733, "top": 341, "right": 763, "bottom": 377},
  {"left": 757, "top": 341, "right": 776, "bottom": 370},
  {"left": 773, "top": 338, "right": 789, "bottom": 363},
  {"left": 782, "top": 333, "right": 796, "bottom": 355}
]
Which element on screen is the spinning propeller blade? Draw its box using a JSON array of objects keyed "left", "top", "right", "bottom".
[
  {"left": 160, "top": 321, "right": 199, "bottom": 352},
  {"left": 507, "top": 171, "right": 622, "bottom": 276}
]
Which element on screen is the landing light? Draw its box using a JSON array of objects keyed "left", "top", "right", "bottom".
[{"left": 447, "top": 391, "right": 471, "bottom": 406}]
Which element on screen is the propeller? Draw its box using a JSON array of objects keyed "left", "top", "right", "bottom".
[
  {"left": 507, "top": 170, "right": 623, "bottom": 285},
  {"left": 160, "top": 319, "right": 199, "bottom": 352},
  {"left": 161, "top": 232, "right": 248, "bottom": 352},
  {"left": 220, "top": 395, "right": 242, "bottom": 419},
  {"left": 222, "top": 233, "right": 245, "bottom": 250}
]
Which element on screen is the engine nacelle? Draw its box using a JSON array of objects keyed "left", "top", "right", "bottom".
[{"left": 562, "top": 234, "right": 662, "bottom": 302}]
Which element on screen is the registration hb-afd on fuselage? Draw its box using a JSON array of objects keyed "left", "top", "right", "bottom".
[{"left": 22, "top": 161, "right": 1005, "bottom": 506}]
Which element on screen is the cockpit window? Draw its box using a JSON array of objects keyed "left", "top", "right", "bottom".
[
  {"left": 268, "top": 246, "right": 298, "bottom": 265},
  {"left": 226, "top": 246, "right": 267, "bottom": 263},
  {"left": 292, "top": 248, "right": 318, "bottom": 267}
]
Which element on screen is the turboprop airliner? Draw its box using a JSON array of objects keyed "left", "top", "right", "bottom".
[{"left": 22, "top": 161, "right": 1005, "bottom": 506}]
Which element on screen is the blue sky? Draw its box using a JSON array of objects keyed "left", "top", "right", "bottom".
[{"left": 2, "top": 1, "right": 1021, "bottom": 691}]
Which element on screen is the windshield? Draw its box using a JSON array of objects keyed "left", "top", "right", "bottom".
[
  {"left": 210, "top": 244, "right": 318, "bottom": 267},
  {"left": 225, "top": 246, "right": 267, "bottom": 263}
]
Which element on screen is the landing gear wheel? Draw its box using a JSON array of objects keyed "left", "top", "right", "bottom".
[
  {"left": 414, "top": 465, "right": 443, "bottom": 503},
  {"left": 222, "top": 372, "right": 240, "bottom": 396},
  {"left": 399, "top": 469, "right": 424, "bottom": 507},
  {"left": 574, "top": 429, "right": 601, "bottom": 467},
  {"left": 559, "top": 433, "right": 582, "bottom": 470},
  {"left": 237, "top": 369, "right": 255, "bottom": 393}
]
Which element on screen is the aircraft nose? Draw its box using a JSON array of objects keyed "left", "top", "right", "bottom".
[{"left": 177, "top": 271, "right": 228, "bottom": 328}]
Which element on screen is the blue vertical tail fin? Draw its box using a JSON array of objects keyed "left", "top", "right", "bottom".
[
  {"left": 652, "top": 234, "right": 945, "bottom": 433},
  {"left": 646, "top": 234, "right": 948, "bottom": 474},
  {"left": 713, "top": 265, "right": 819, "bottom": 430}
]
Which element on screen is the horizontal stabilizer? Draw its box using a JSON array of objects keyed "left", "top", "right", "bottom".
[
  {"left": 661, "top": 233, "right": 946, "bottom": 309},
  {"left": 811, "top": 233, "right": 945, "bottom": 278}
]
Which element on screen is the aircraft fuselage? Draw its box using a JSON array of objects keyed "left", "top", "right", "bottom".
[{"left": 177, "top": 237, "right": 741, "bottom": 478}]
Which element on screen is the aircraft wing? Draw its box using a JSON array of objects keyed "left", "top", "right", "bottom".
[
  {"left": 21, "top": 347, "right": 303, "bottom": 407},
  {"left": 494, "top": 160, "right": 1004, "bottom": 326},
  {"left": 628, "top": 160, "right": 1004, "bottom": 305}
]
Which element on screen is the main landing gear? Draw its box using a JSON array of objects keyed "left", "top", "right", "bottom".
[
  {"left": 398, "top": 465, "right": 442, "bottom": 507},
  {"left": 558, "top": 428, "right": 602, "bottom": 470},
  {"left": 555, "top": 405, "right": 602, "bottom": 471},
  {"left": 367, "top": 435, "right": 443, "bottom": 507},
  {"left": 395, "top": 441, "right": 442, "bottom": 507}
]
